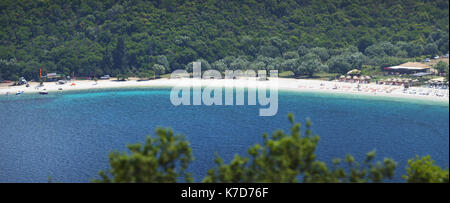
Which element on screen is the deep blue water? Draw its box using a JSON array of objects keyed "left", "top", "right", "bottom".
[{"left": 0, "top": 88, "right": 448, "bottom": 182}]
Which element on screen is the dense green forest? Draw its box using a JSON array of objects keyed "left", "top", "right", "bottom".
[{"left": 0, "top": 0, "right": 449, "bottom": 81}]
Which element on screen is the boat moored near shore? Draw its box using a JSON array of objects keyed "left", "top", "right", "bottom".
[{"left": 39, "top": 89, "right": 48, "bottom": 95}]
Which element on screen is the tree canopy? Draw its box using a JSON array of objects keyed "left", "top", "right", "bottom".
[{"left": 94, "top": 128, "right": 193, "bottom": 183}]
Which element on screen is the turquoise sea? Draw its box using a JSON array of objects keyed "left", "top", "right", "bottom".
[{"left": 0, "top": 88, "right": 448, "bottom": 182}]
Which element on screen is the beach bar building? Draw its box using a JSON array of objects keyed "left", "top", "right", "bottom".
[{"left": 384, "top": 62, "right": 430, "bottom": 75}]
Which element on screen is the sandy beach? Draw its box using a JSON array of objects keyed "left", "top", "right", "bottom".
[{"left": 0, "top": 77, "right": 449, "bottom": 102}]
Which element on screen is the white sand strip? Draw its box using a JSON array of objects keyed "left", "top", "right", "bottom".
[{"left": 0, "top": 78, "right": 448, "bottom": 102}]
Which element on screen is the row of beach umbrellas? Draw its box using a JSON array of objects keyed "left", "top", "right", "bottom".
[
  {"left": 339, "top": 75, "right": 371, "bottom": 80},
  {"left": 425, "top": 80, "right": 449, "bottom": 84},
  {"left": 379, "top": 78, "right": 418, "bottom": 83}
]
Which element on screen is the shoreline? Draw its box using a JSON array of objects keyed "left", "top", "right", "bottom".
[{"left": 0, "top": 78, "right": 449, "bottom": 104}]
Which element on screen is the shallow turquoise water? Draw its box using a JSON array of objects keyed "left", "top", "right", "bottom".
[{"left": 0, "top": 88, "right": 448, "bottom": 182}]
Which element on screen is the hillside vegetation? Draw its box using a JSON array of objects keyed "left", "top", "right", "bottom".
[{"left": 0, "top": 0, "right": 449, "bottom": 81}]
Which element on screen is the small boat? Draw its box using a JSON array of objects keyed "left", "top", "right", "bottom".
[
  {"left": 58, "top": 87, "right": 63, "bottom": 91},
  {"left": 16, "top": 91, "right": 24, "bottom": 95},
  {"left": 39, "top": 89, "right": 48, "bottom": 95}
]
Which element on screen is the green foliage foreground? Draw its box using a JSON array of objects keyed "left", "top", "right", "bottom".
[{"left": 94, "top": 114, "right": 449, "bottom": 183}]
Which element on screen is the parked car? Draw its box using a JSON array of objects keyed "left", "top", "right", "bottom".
[
  {"left": 433, "top": 55, "right": 440, "bottom": 59},
  {"left": 443, "top": 54, "right": 449, "bottom": 58},
  {"left": 422, "top": 58, "right": 431, "bottom": 62},
  {"left": 17, "top": 77, "right": 27, "bottom": 85},
  {"left": 100, "top": 75, "right": 110, "bottom": 80}
]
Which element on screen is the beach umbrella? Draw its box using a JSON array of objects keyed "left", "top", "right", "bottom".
[
  {"left": 340, "top": 75, "right": 345, "bottom": 79},
  {"left": 347, "top": 69, "right": 361, "bottom": 75},
  {"left": 379, "top": 79, "right": 384, "bottom": 82},
  {"left": 346, "top": 76, "right": 351, "bottom": 79},
  {"left": 432, "top": 77, "right": 445, "bottom": 82},
  {"left": 353, "top": 76, "right": 359, "bottom": 80},
  {"left": 365, "top": 76, "right": 371, "bottom": 80}
]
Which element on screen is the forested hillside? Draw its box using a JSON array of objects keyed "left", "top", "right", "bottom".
[{"left": 0, "top": 0, "right": 448, "bottom": 81}]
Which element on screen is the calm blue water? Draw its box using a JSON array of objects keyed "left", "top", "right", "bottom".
[{"left": 0, "top": 88, "right": 448, "bottom": 182}]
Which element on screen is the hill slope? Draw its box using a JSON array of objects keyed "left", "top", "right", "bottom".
[{"left": 0, "top": 0, "right": 448, "bottom": 80}]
